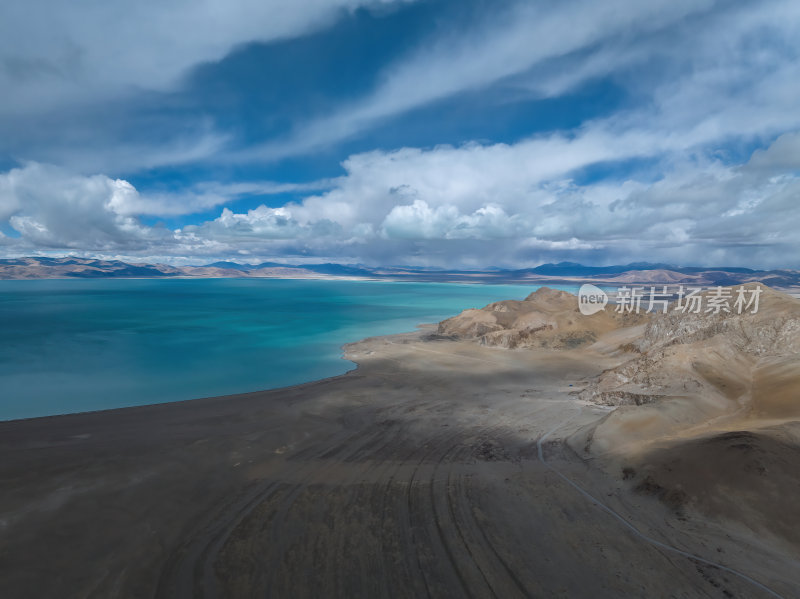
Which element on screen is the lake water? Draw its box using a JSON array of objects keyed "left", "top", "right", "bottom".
[{"left": 0, "top": 278, "right": 577, "bottom": 420}]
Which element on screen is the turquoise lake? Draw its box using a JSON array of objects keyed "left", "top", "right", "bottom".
[{"left": 0, "top": 279, "right": 578, "bottom": 421}]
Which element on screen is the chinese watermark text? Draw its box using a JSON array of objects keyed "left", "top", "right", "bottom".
[{"left": 579, "top": 284, "right": 762, "bottom": 315}]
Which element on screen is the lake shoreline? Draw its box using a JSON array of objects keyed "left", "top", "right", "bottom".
[
  {"left": 0, "top": 278, "right": 549, "bottom": 420},
  {"left": 2, "top": 326, "right": 796, "bottom": 597}
]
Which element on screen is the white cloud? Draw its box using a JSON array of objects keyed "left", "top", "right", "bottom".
[
  {"left": 4, "top": 125, "right": 800, "bottom": 267},
  {"left": 238, "top": 0, "right": 800, "bottom": 173},
  {"left": 287, "top": 134, "right": 642, "bottom": 232},
  {"left": 746, "top": 131, "right": 800, "bottom": 172},
  {"left": 0, "top": 162, "right": 156, "bottom": 250},
  {"left": 189, "top": 206, "right": 307, "bottom": 240},
  {"left": 245, "top": 0, "right": 717, "bottom": 160},
  {"left": 381, "top": 200, "right": 523, "bottom": 240},
  {"left": 0, "top": 162, "right": 348, "bottom": 255},
  {"left": 275, "top": 130, "right": 800, "bottom": 267},
  {"left": 0, "top": 0, "right": 416, "bottom": 117},
  {"left": 111, "top": 178, "right": 338, "bottom": 217},
  {"left": 3, "top": 0, "right": 800, "bottom": 268},
  {"left": 4, "top": 0, "right": 800, "bottom": 185},
  {"left": 0, "top": 1, "right": 420, "bottom": 172}
]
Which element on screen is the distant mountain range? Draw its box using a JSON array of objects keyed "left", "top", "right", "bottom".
[{"left": 1, "top": 257, "right": 798, "bottom": 289}]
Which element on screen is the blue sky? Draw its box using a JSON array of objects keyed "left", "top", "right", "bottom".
[{"left": 0, "top": 0, "right": 799, "bottom": 268}]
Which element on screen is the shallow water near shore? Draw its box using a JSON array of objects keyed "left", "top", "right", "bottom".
[{"left": 0, "top": 278, "right": 577, "bottom": 420}]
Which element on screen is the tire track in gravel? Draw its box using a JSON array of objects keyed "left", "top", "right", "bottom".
[
  {"left": 403, "top": 426, "right": 473, "bottom": 598},
  {"left": 537, "top": 410, "right": 786, "bottom": 599},
  {"left": 254, "top": 426, "right": 399, "bottom": 597},
  {"left": 156, "top": 425, "right": 377, "bottom": 598},
  {"left": 428, "top": 437, "right": 491, "bottom": 599},
  {"left": 442, "top": 428, "right": 531, "bottom": 599},
  {"left": 373, "top": 420, "right": 451, "bottom": 599}
]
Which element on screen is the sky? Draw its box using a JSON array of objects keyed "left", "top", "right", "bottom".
[{"left": 0, "top": 0, "right": 798, "bottom": 269}]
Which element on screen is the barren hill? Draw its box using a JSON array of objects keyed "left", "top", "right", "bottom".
[
  {"left": 437, "top": 283, "right": 800, "bottom": 557},
  {"left": 579, "top": 283, "right": 800, "bottom": 416},
  {"left": 2, "top": 257, "right": 800, "bottom": 289},
  {"left": 571, "top": 284, "right": 800, "bottom": 555},
  {"left": 437, "top": 286, "right": 646, "bottom": 349}
]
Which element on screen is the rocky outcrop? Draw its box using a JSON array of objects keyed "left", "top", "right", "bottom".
[
  {"left": 636, "top": 283, "right": 800, "bottom": 356},
  {"left": 437, "top": 287, "right": 646, "bottom": 350},
  {"left": 580, "top": 283, "right": 800, "bottom": 407}
]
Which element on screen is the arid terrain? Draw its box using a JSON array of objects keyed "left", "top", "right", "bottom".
[
  {"left": 2, "top": 257, "right": 800, "bottom": 291},
  {"left": 1, "top": 285, "right": 798, "bottom": 598}
]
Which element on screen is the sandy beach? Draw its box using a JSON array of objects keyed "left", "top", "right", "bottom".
[{"left": 2, "top": 308, "right": 798, "bottom": 598}]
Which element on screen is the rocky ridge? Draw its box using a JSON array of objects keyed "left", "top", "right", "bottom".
[{"left": 437, "top": 287, "right": 646, "bottom": 350}]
